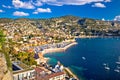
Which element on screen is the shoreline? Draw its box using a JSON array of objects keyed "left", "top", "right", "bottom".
[
  {"left": 37, "top": 41, "right": 79, "bottom": 79},
  {"left": 76, "top": 35, "right": 120, "bottom": 39},
  {"left": 75, "top": 35, "right": 99, "bottom": 38},
  {"left": 64, "top": 67, "right": 79, "bottom": 80},
  {"left": 41, "top": 41, "right": 78, "bottom": 55}
]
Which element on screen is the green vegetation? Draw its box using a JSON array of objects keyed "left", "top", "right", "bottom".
[
  {"left": 17, "top": 52, "right": 37, "bottom": 66},
  {"left": 0, "top": 29, "right": 12, "bottom": 70}
]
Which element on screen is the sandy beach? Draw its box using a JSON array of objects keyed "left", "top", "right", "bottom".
[
  {"left": 76, "top": 35, "right": 99, "bottom": 38},
  {"left": 41, "top": 41, "right": 78, "bottom": 55}
]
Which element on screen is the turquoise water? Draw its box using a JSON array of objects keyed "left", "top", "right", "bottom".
[{"left": 44, "top": 38, "right": 120, "bottom": 80}]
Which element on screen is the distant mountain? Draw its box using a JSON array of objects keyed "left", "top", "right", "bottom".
[
  {"left": 0, "top": 18, "right": 13, "bottom": 23},
  {"left": 0, "top": 15, "right": 120, "bottom": 38}
]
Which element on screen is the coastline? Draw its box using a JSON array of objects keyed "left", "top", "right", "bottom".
[
  {"left": 76, "top": 35, "right": 120, "bottom": 39},
  {"left": 37, "top": 41, "right": 79, "bottom": 79},
  {"left": 64, "top": 67, "right": 79, "bottom": 80},
  {"left": 41, "top": 41, "right": 78, "bottom": 55},
  {"left": 75, "top": 35, "right": 99, "bottom": 38}
]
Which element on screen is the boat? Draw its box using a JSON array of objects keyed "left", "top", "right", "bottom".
[
  {"left": 103, "top": 63, "right": 107, "bottom": 66},
  {"left": 117, "top": 65, "right": 120, "bottom": 69},
  {"left": 82, "top": 57, "right": 86, "bottom": 60},
  {"left": 116, "top": 56, "right": 120, "bottom": 64},
  {"left": 114, "top": 66, "right": 120, "bottom": 73},
  {"left": 104, "top": 63, "right": 110, "bottom": 70},
  {"left": 114, "top": 69, "right": 120, "bottom": 73},
  {"left": 105, "top": 66, "right": 110, "bottom": 70}
]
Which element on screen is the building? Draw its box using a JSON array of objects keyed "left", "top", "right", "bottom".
[
  {"left": 35, "top": 67, "right": 46, "bottom": 80},
  {"left": 13, "top": 69, "right": 35, "bottom": 80},
  {"left": 13, "top": 67, "right": 66, "bottom": 80},
  {"left": 45, "top": 72, "right": 66, "bottom": 80}
]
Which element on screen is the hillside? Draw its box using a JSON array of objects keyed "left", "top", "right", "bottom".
[{"left": 0, "top": 16, "right": 120, "bottom": 49}]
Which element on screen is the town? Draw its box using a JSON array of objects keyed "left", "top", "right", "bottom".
[{"left": 0, "top": 15, "right": 120, "bottom": 80}]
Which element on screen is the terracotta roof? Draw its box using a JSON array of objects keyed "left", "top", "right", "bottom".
[
  {"left": 45, "top": 72, "right": 65, "bottom": 79},
  {"left": 35, "top": 67, "right": 44, "bottom": 73}
]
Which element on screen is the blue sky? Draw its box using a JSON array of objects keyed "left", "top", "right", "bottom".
[{"left": 0, "top": 0, "right": 120, "bottom": 20}]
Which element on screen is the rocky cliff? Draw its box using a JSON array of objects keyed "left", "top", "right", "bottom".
[{"left": 0, "top": 53, "right": 13, "bottom": 80}]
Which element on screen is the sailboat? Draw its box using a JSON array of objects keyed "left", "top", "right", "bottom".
[{"left": 116, "top": 56, "right": 120, "bottom": 64}]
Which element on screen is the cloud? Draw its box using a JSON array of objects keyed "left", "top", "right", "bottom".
[
  {"left": 2, "top": 5, "right": 12, "bottom": 9},
  {"left": 32, "top": 0, "right": 111, "bottom": 6},
  {"left": 102, "top": 18, "right": 105, "bottom": 21},
  {"left": 33, "top": 12, "right": 39, "bottom": 14},
  {"left": 92, "top": 3, "right": 106, "bottom": 8},
  {"left": 33, "top": 8, "right": 51, "bottom": 14},
  {"left": 11, "top": 0, "right": 111, "bottom": 9},
  {"left": 104, "top": 0, "right": 111, "bottom": 2},
  {"left": 33, "top": 0, "right": 43, "bottom": 6},
  {"left": 114, "top": 15, "right": 120, "bottom": 21},
  {"left": 12, "top": 0, "right": 35, "bottom": 9},
  {"left": 0, "top": 9, "right": 4, "bottom": 13},
  {"left": 13, "top": 11, "right": 29, "bottom": 16}
]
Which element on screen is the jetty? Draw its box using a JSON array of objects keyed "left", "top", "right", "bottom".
[{"left": 64, "top": 67, "right": 79, "bottom": 80}]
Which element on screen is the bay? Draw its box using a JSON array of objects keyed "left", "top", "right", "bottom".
[{"left": 44, "top": 38, "right": 120, "bottom": 80}]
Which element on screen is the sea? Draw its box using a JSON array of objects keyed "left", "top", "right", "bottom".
[{"left": 44, "top": 38, "right": 120, "bottom": 80}]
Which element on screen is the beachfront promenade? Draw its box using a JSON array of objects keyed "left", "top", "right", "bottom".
[{"left": 33, "top": 41, "right": 77, "bottom": 55}]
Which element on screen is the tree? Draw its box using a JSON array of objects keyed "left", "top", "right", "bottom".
[{"left": 0, "top": 30, "right": 12, "bottom": 70}]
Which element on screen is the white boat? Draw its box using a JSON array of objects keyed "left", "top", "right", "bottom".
[
  {"left": 117, "top": 66, "right": 120, "bottom": 69},
  {"left": 82, "top": 57, "right": 86, "bottom": 60},
  {"left": 116, "top": 62, "right": 120, "bottom": 64},
  {"left": 104, "top": 63, "right": 110, "bottom": 70},
  {"left": 114, "top": 64, "right": 120, "bottom": 72},
  {"left": 116, "top": 56, "right": 120, "bottom": 64},
  {"left": 105, "top": 66, "right": 110, "bottom": 70},
  {"left": 114, "top": 69, "right": 120, "bottom": 73},
  {"left": 103, "top": 63, "right": 107, "bottom": 66}
]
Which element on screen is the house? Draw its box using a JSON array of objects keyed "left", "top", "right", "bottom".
[
  {"left": 45, "top": 72, "right": 66, "bottom": 80},
  {"left": 13, "top": 69, "right": 35, "bottom": 80},
  {"left": 35, "top": 67, "right": 46, "bottom": 80}
]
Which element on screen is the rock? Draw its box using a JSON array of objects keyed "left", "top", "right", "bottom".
[{"left": 0, "top": 53, "right": 13, "bottom": 80}]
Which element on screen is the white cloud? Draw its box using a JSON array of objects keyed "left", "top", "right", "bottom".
[
  {"left": 2, "top": 5, "right": 12, "bottom": 9},
  {"left": 92, "top": 3, "right": 106, "bottom": 8},
  {"left": 104, "top": 0, "right": 111, "bottom": 2},
  {"left": 102, "top": 18, "right": 105, "bottom": 21},
  {"left": 12, "top": 0, "right": 35, "bottom": 9},
  {"left": 33, "top": 8, "right": 51, "bottom": 14},
  {"left": 114, "top": 15, "right": 120, "bottom": 21},
  {"left": 32, "top": 0, "right": 111, "bottom": 6},
  {"left": 13, "top": 11, "right": 29, "bottom": 16},
  {"left": 33, "top": 0, "right": 43, "bottom": 6},
  {"left": 0, "top": 9, "right": 4, "bottom": 13},
  {"left": 33, "top": 11, "right": 39, "bottom": 14}
]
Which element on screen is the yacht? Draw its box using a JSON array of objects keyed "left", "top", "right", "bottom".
[
  {"left": 116, "top": 56, "right": 120, "bottom": 64},
  {"left": 104, "top": 63, "right": 110, "bottom": 70},
  {"left": 114, "top": 66, "right": 120, "bottom": 73},
  {"left": 114, "top": 64, "right": 120, "bottom": 73},
  {"left": 114, "top": 69, "right": 120, "bottom": 73},
  {"left": 82, "top": 57, "right": 86, "bottom": 60},
  {"left": 105, "top": 66, "right": 110, "bottom": 70}
]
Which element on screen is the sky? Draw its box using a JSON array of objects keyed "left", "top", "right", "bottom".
[{"left": 0, "top": 0, "right": 120, "bottom": 20}]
